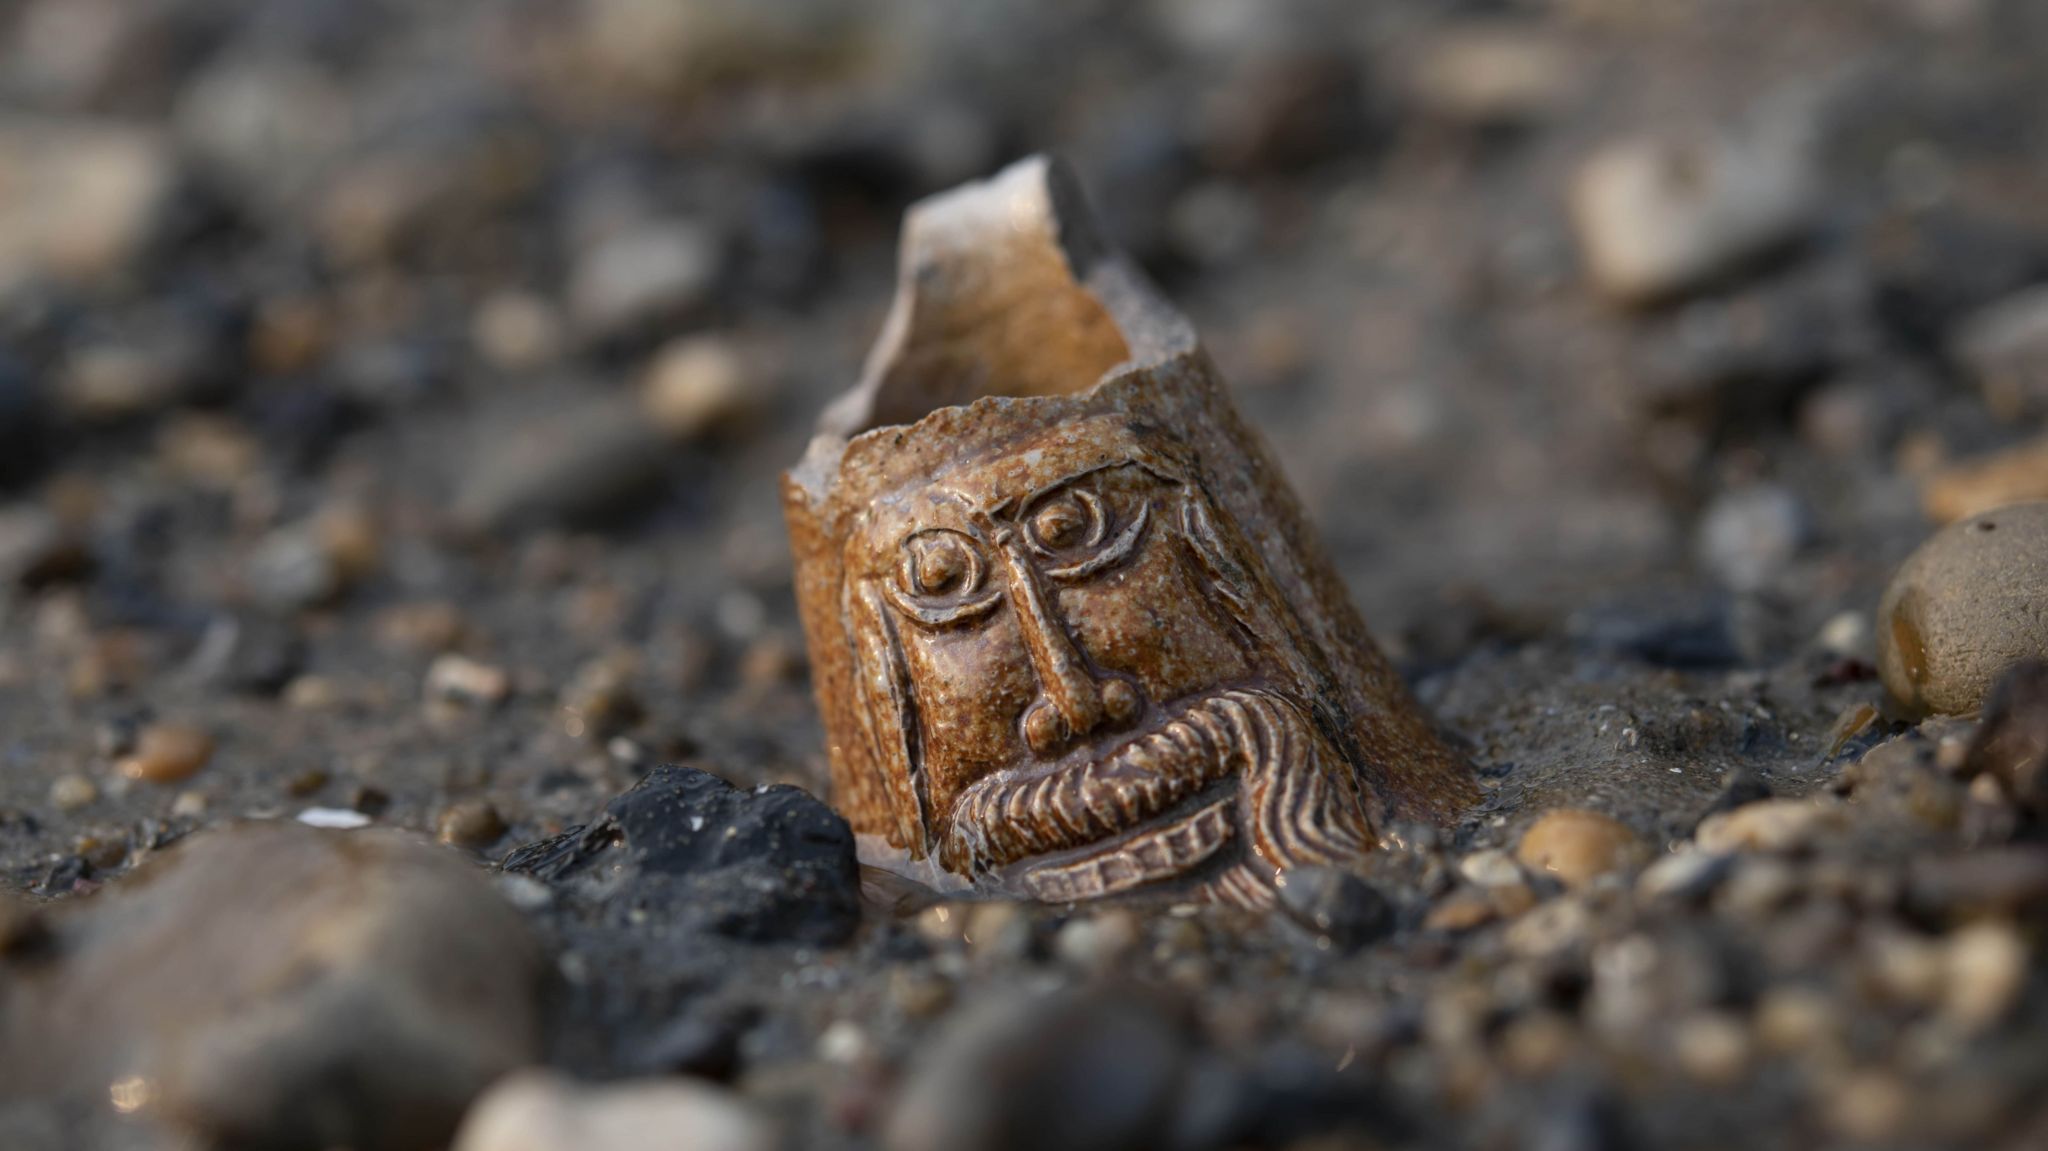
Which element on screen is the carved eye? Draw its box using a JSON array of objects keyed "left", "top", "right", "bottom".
[
  {"left": 885, "top": 528, "right": 1002, "bottom": 627},
  {"left": 900, "top": 529, "right": 983, "bottom": 598},
  {"left": 1029, "top": 491, "right": 1101, "bottom": 553},
  {"left": 1024, "top": 484, "right": 1150, "bottom": 581}
]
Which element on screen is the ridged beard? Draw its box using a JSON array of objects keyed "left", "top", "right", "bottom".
[{"left": 939, "top": 686, "right": 1376, "bottom": 905}]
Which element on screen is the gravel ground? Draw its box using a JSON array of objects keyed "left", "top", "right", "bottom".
[{"left": 4, "top": 2, "right": 2048, "bottom": 1149}]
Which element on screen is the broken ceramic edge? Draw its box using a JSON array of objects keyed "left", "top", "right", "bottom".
[
  {"left": 787, "top": 155, "right": 1193, "bottom": 503},
  {"left": 785, "top": 154, "right": 1476, "bottom": 910}
]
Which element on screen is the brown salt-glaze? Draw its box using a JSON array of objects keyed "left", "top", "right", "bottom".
[{"left": 782, "top": 156, "right": 1478, "bottom": 908}]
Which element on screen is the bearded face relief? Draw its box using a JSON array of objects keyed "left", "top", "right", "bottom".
[
  {"left": 783, "top": 156, "right": 1477, "bottom": 909},
  {"left": 842, "top": 420, "right": 1378, "bottom": 905}
]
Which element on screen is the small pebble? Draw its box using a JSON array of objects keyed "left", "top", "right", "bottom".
[
  {"left": 1962, "top": 661, "right": 2048, "bottom": 816},
  {"left": 116, "top": 723, "right": 213, "bottom": 784},
  {"left": 1407, "top": 23, "right": 1578, "bottom": 125},
  {"left": 1515, "top": 808, "right": 1648, "bottom": 887},
  {"left": 568, "top": 219, "right": 720, "bottom": 341},
  {"left": 297, "top": 807, "right": 372, "bottom": 829},
  {"left": 1695, "top": 798, "right": 1844, "bottom": 853},
  {"left": 471, "top": 292, "right": 565, "bottom": 373},
  {"left": 1458, "top": 848, "right": 1526, "bottom": 888},
  {"left": 1506, "top": 898, "right": 1592, "bottom": 958},
  {"left": 883, "top": 986, "right": 1188, "bottom": 1151},
  {"left": 451, "top": 1069, "right": 772, "bottom": 1151},
  {"left": 438, "top": 799, "right": 508, "bottom": 850},
  {"left": 889, "top": 968, "right": 955, "bottom": 1021},
  {"left": 1672, "top": 1011, "right": 1752, "bottom": 1085},
  {"left": 1424, "top": 887, "right": 1499, "bottom": 933},
  {"left": 954, "top": 897, "right": 1024, "bottom": 958},
  {"left": 1754, "top": 985, "right": 1841, "bottom": 1055},
  {"left": 1053, "top": 909, "right": 1139, "bottom": 972},
  {"left": 1570, "top": 122, "right": 1815, "bottom": 305},
  {"left": 1877, "top": 504, "right": 2048, "bottom": 715},
  {"left": 640, "top": 335, "right": 758, "bottom": 441},
  {"left": 48, "top": 773, "right": 97, "bottom": 811},
  {"left": 0, "top": 116, "right": 177, "bottom": 290},
  {"left": 1636, "top": 849, "right": 1733, "bottom": 902},
  {"left": 1954, "top": 283, "right": 2048, "bottom": 422},
  {"left": 1921, "top": 439, "right": 2048, "bottom": 524},
  {"left": 1826, "top": 1070, "right": 1911, "bottom": 1143},
  {"left": 1715, "top": 857, "right": 1802, "bottom": 920},
  {"left": 1274, "top": 866, "right": 1396, "bottom": 951},
  {"left": 1942, "top": 920, "right": 2027, "bottom": 1029},
  {"left": 1696, "top": 484, "right": 1809, "bottom": 592},
  {"left": 426, "top": 654, "right": 511, "bottom": 707}
]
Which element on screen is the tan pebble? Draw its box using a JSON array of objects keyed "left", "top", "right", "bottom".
[
  {"left": 248, "top": 296, "right": 331, "bottom": 376},
  {"left": 117, "top": 723, "right": 214, "bottom": 784},
  {"left": 1825, "top": 1070, "right": 1911, "bottom": 1143},
  {"left": 1695, "top": 797, "right": 1843, "bottom": 853},
  {"left": 1956, "top": 285, "right": 2048, "bottom": 421},
  {"left": 376, "top": 601, "right": 468, "bottom": 654},
  {"left": 1922, "top": 437, "right": 2048, "bottom": 523},
  {"left": 964, "top": 902, "right": 1032, "bottom": 964},
  {"left": 1715, "top": 857, "right": 1804, "bottom": 924},
  {"left": 1877, "top": 503, "right": 2048, "bottom": 715},
  {"left": 889, "top": 968, "right": 954, "bottom": 1020},
  {"left": 1052, "top": 909, "right": 1138, "bottom": 972},
  {"left": 438, "top": 799, "right": 508, "bottom": 849},
  {"left": 1505, "top": 898, "right": 1591, "bottom": 958},
  {"left": 1407, "top": 24, "right": 1578, "bottom": 124},
  {"left": 1863, "top": 927, "right": 1946, "bottom": 1006},
  {"left": 425, "top": 654, "right": 510, "bottom": 707},
  {"left": 1570, "top": 127, "right": 1814, "bottom": 306},
  {"left": 1487, "top": 881, "right": 1538, "bottom": 919},
  {"left": 1942, "top": 920, "right": 2027, "bottom": 1029},
  {"left": 913, "top": 904, "right": 964, "bottom": 946},
  {"left": 49, "top": 773, "right": 97, "bottom": 811},
  {"left": 1673, "top": 1011, "right": 1752, "bottom": 1085},
  {"left": 1457, "top": 848, "right": 1525, "bottom": 888},
  {"left": 1423, "top": 887, "right": 1498, "bottom": 933},
  {"left": 471, "top": 291, "right": 564, "bottom": 373},
  {"left": 283, "top": 674, "right": 344, "bottom": 710},
  {"left": 1754, "top": 986, "right": 1842, "bottom": 1055},
  {"left": 74, "top": 832, "right": 127, "bottom": 871},
  {"left": 451, "top": 1069, "right": 771, "bottom": 1151},
  {"left": 285, "top": 768, "right": 330, "bottom": 798},
  {"left": 1497, "top": 1011, "right": 1577, "bottom": 1077},
  {"left": 170, "top": 791, "right": 208, "bottom": 819},
  {"left": 157, "top": 414, "right": 259, "bottom": 489},
  {"left": 1515, "top": 808, "right": 1648, "bottom": 887},
  {"left": 316, "top": 503, "right": 380, "bottom": 583},
  {"left": 640, "top": 335, "right": 758, "bottom": 441}
]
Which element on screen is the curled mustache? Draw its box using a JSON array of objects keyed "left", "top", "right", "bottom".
[{"left": 940, "top": 688, "right": 1376, "bottom": 904}]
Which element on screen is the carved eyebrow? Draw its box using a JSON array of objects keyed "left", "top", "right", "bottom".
[
  {"left": 1041, "top": 499, "right": 1150, "bottom": 581},
  {"left": 1011, "top": 459, "right": 1129, "bottom": 516}
]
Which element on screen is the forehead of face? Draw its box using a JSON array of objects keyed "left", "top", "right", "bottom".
[{"left": 849, "top": 415, "right": 1187, "bottom": 564}]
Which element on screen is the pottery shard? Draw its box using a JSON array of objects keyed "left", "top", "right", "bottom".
[
  {"left": 781, "top": 154, "right": 1475, "bottom": 907},
  {"left": 1877, "top": 502, "right": 2048, "bottom": 717},
  {"left": 0, "top": 821, "right": 543, "bottom": 1151}
]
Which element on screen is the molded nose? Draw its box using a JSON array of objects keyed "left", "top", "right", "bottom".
[{"left": 1000, "top": 541, "right": 1139, "bottom": 758}]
